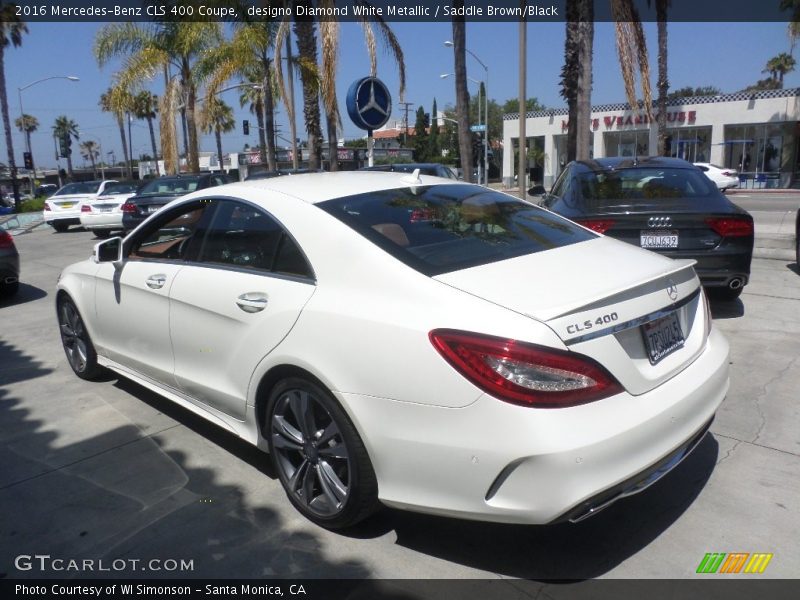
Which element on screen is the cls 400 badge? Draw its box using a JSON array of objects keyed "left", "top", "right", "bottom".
[{"left": 566, "top": 312, "right": 619, "bottom": 335}]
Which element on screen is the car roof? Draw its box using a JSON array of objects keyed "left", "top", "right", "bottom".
[
  {"left": 212, "top": 171, "right": 459, "bottom": 204},
  {"left": 574, "top": 157, "right": 697, "bottom": 172}
]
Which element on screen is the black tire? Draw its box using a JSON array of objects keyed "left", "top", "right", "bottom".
[
  {"left": 57, "top": 296, "right": 103, "bottom": 380},
  {"left": 52, "top": 222, "right": 70, "bottom": 233},
  {"left": 94, "top": 230, "right": 111, "bottom": 239},
  {"left": 795, "top": 234, "right": 799, "bottom": 269},
  {"left": 266, "top": 377, "right": 378, "bottom": 529},
  {"left": 0, "top": 279, "right": 19, "bottom": 298},
  {"left": 708, "top": 286, "right": 743, "bottom": 302}
]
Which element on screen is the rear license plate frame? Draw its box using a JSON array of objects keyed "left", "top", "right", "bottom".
[
  {"left": 641, "top": 311, "right": 685, "bottom": 365},
  {"left": 640, "top": 229, "right": 679, "bottom": 249}
]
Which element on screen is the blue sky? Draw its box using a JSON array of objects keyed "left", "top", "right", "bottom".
[{"left": 3, "top": 20, "right": 797, "bottom": 169}]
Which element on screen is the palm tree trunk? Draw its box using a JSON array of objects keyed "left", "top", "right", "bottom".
[
  {"left": 66, "top": 145, "right": 74, "bottom": 178},
  {"left": 263, "top": 60, "right": 277, "bottom": 171},
  {"left": 562, "top": 0, "right": 579, "bottom": 163},
  {"left": 286, "top": 35, "right": 299, "bottom": 169},
  {"left": 118, "top": 116, "right": 130, "bottom": 180},
  {"left": 147, "top": 115, "right": 160, "bottom": 176},
  {"left": 327, "top": 109, "right": 338, "bottom": 171},
  {"left": 294, "top": 15, "right": 322, "bottom": 170},
  {"left": 452, "top": 10, "right": 473, "bottom": 183},
  {"left": 256, "top": 97, "right": 267, "bottom": 166},
  {"left": 185, "top": 81, "right": 200, "bottom": 173},
  {"left": 215, "top": 128, "right": 223, "bottom": 175},
  {"left": 656, "top": 0, "right": 669, "bottom": 156},
  {"left": 0, "top": 43, "right": 21, "bottom": 211},
  {"left": 89, "top": 153, "right": 97, "bottom": 178},
  {"left": 575, "top": 5, "right": 593, "bottom": 161},
  {"left": 180, "top": 108, "right": 190, "bottom": 159}
]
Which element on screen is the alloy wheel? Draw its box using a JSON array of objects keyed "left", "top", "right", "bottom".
[{"left": 59, "top": 301, "right": 89, "bottom": 373}]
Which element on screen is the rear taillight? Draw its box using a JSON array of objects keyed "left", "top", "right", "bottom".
[
  {"left": 574, "top": 219, "right": 615, "bottom": 234},
  {"left": 705, "top": 216, "right": 753, "bottom": 237},
  {"left": 0, "top": 230, "right": 14, "bottom": 249},
  {"left": 429, "top": 329, "right": 623, "bottom": 408},
  {"left": 81, "top": 204, "right": 92, "bottom": 213},
  {"left": 121, "top": 201, "right": 136, "bottom": 214},
  {"left": 721, "top": 171, "right": 735, "bottom": 177}
]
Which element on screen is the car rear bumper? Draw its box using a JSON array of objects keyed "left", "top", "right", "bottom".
[
  {"left": 80, "top": 213, "right": 123, "bottom": 230},
  {"left": 338, "top": 328, "right": 729, "bottom": 524}
]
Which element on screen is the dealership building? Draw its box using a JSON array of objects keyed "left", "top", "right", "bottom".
[{"left": 502, "top": 87, "right": 800, "bottom": 189}]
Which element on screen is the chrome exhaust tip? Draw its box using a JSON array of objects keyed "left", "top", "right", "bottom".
[
  {"left": 3, "top": 276, "right": 17, "bottom": 285},
  {"left": 728, "top": 277, "right": 743, "bottom": 290}
]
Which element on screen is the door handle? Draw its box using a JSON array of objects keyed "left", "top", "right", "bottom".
[
  {"left": 146, "top": 274, "right": 167, "bottom": 289},
  {"left": 236, "top": 292, "right": 268, "bottom": 313}
]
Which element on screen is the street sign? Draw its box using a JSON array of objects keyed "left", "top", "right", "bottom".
[{"left": 470, "top": 124, "right": 486, "bottom": 132}]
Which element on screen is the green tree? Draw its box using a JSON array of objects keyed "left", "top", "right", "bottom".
[
  {"left": 14, "top": 113, "right": 38, "bottom": 173},
  {"left": 52, "top": 116, "right": 79, "bottom": 178},
  {"left": 501, "top": 97, "right": 545, "bottom": 115},
  {"left": 667, "top": 86, "right": 721, "bottom": 100},
  {"left": 94, "top": 21, "right": 223, "bottom": 173},
  {"left": 99, "top": 86, "right": 134, "bottom": 179},
  {"left": 763, "top": 52, "right": 796, "bottom": 85},
  {"left": 133, "top": 90, "right": 160, "bottom": 176},
  {"left": 429, "top": 98, "right": 440, "bottom": 160},
  {"left": 412, "top": 106, "right": 430, "bottom": 162},
  {"left": 1, "top": 3, "right": 27, "bottom": 212},
  {"left": 80, "top": 140, "right": 100, "bottom": 178},
  {"left": 199, "top": 97, "right": 235, "bottom": 175}
]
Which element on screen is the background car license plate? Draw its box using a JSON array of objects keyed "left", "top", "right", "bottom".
[
  {"left": 147, "top": 206, "right": 159, "bottom": 213},
  {"left": 640, "top": 230, "right": 678, "bottom": 249},
  {"left": 641, "top": 312, "right": 685, "bottom": 365},
  {"left": 60, "top": 203, "right": 74, "bottom": 209}
]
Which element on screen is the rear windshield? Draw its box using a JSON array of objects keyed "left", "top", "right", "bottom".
[
  {"left": 319, "top": 184, "right": 595, "bottom": 276},
  {"left": 54, "top": 182, "right": 101, "bottom": 196},
  {"left": 102, "top": 182, "right": 140, "bottom": 195},
  {"left": 139, "top": 177, "right": 201, "bottom": 195},
  {"left": 576, "top": 167, "right": 715, "bottom": 208}
]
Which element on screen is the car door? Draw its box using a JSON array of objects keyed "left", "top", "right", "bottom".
[
  {"left": 169, "top": 199, "right": 316, "bottom": 420},
  {"left": 93, "top": 200, "right": 212, "bottom": 385}
]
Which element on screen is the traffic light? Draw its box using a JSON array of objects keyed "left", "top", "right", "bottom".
[
  {"left": 243, "top": 120, "right": 250, "bottom": 135},
  {"left": 23, "top": 152, "right": 33, "bottom": 170}
]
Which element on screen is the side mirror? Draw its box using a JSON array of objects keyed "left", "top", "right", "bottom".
[
  {"left": 528, "top": 185, "right": 547, "bottom": 196},
  {"left": 93, "top": 236, "right": 123, "bottom": 264}
]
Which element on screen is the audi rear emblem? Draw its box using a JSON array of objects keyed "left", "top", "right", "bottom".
[{"left": 648, "top": 216, "right": 672, "bottom": 228}]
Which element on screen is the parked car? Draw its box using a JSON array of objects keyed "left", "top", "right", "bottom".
[
  {"left": 245, "top": 168, "right": 321, "bottom": 181},
  {"left": 80, "top": 181, "right": 142, "bottom": 238},
  {"left": 35, "top": 184, "right": 58, "bottom": 198},
  {"left": 43, "top": 180, "right": 118, "bottom": 232},
  {"left": 694, "top": 162, "right": 739, "bottom": 191},
  {"left": 57, "top": 172, "right": 728, "bottom": 529},
  {"left": 0, "top": 228, "right": 20, "bottom": 297},
  {"left": 121, "top": 173, "right": 228, "bottom": 232},
  {"left": 531, "top": 157, "right": 754, "bottom": 301},
  {"left": 360, "top": 163, "right": 459, "bottom": 180}
]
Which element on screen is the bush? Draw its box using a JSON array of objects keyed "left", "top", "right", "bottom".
[{"left": 20, "top": 197, "right": 46, "bottom": 212}]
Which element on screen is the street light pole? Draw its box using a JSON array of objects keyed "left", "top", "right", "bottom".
[
  {"left": 445, "top": 42, "right": 488, "bottom": 185},
  {"left": 16, "top": 75, "right": 79, "bottom": 204}
]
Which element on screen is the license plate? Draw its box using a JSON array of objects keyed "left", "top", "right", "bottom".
[
  {"left": 98, "top": 206, "right": 113, "bottom": 212},
  {"left": 60, "top": 203, "right": 74, "bottom": 209},
  {"left": 640, "top": 230, "right": 678, "bottom": 249},
  {"left": 147, "top": 205, "right": 160, "bottom": 213},
  {"left": 641, "top": 312, "right": 685, "bottom": 365}
]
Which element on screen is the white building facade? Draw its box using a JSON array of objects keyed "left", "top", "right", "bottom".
[{"left": 503, "top": 88, "right": 800, "bottom": 189}]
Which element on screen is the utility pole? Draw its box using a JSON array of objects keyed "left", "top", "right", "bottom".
[
  {"left": 399, "top": 102, "right": 414, "bottom": 148},
  {"left": 518, "top": 16, "right": 527, "bottom": 199}
]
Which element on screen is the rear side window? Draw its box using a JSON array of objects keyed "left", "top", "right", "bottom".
[
  {"left": 575, "top": 167, "right": 715, "bottom": 209},
  {"left": 319, "top": 184, "right": 595, "bottom": 276}
]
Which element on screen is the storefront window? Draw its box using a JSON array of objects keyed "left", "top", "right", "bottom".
[
  {"left": 604, "top": 130, "right": 649, "bottom": 158},
  {"left": 665, "top": 127, "right": 711, "bottom": 163}
]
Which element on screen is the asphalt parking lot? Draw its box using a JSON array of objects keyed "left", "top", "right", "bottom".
[{"left": 1, "top": 221, "right": 798, "bottom": 583}]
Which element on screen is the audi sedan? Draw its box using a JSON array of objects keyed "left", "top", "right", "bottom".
[
  {"left": 56, "top": 172, "right": 728, "bottom": 529},
  {"left": 531, "top": 157, "right": 753, "bottom": 301}
]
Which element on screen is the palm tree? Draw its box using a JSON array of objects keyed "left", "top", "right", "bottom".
[
  {"left": 133, "top": 90, "right": 160, "bottom": 175},
  {"left": 763, "top": 53, "right": 796, "bottom": 85},
  {"left": 654, "top": 0, "right": 670, "bottom": 156},
  {"left": 274, "top": 2, "right": 406, "bottom": 171},
  {"left": 80, "top": 140, "right": 100, "bottom": 178},
  {"left": 200, "top": 22, "right": 280, "bottom": 171},
  {"left": 52, "top": 116, "right": 79, "bottom": 178},
  {"left": 94, "top": 22, "right": 223, "bottom": 173},
  {"left": 14, "top": 113, "right": 38, "bottom": 173},
  {"left": 199, "top": 97, "right": 235, "bottom": 175},
  {"left": 239, "top": 85, "right": 269, "bottom": 166},
  {"left": 561, "top": 0, "right": 595, "bottom": 163},
  {"left": 1, "top": 4, "right": 27, "bottom": 212},
  {"left": 451, "top": 5, "right": 472, "bottom": 182},
  {"left": 611, "top": 0, "right": 653, "bottom": 127},
  {"left": 99, "top": 87, "right": 134, "bottom": 178}
]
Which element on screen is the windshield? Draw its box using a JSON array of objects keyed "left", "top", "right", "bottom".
[
  {"left": 54, "top": 182, "right": 102, "bottom": 196},
  {"left": 575, "top": 167, "right": 715, "bottom": 209},
  {"left": 101, "top": 182, "right": 140, "bottom": 195},
  {"left": 139, "top": 177, "right": 201, "bottom": 195},
  {"left": 319, "top": 184, "right": 594, "bottom": 276}
]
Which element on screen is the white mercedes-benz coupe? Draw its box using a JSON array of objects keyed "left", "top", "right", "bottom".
[{"left": 56, "top": 171, "right": 729, "bottom": 529}]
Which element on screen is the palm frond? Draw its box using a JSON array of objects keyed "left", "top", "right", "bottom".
[{"left": 94, "top": 23, "right": 148, "bottom": 67}]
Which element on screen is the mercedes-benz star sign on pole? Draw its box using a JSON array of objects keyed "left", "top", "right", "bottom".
[{"left": 347, "top": 76, "right": 392, "bottom": 167}]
